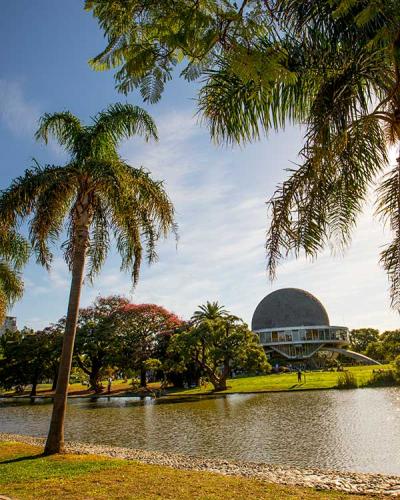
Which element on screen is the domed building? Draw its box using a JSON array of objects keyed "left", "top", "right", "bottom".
[{"left": 252, "top": 288, "right": 379, "bottom": 365}]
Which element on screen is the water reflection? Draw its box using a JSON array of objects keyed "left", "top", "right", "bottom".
[{"left": 1, "top": 388, "right": 399, "bottom": 474}]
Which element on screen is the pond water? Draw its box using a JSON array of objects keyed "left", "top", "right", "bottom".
[{"left": 1, "top": 388, "right": 400, "bottom": 475}]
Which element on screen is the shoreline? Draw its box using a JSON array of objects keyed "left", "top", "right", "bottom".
[
  {"left": 0, "top": 384, "right": 394, "bottom": 402},
  {"left": 1, "top": 433, "right": 399, "bottom": 496},
  {"left": 0, "top": 385, "right": 339, "bottom": 400}
]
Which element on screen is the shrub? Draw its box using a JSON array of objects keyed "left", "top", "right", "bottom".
[
  {"left": 393, "top": 355, "right": 400, "bottom": 382},
  {"left": 336, "top": 370, "right": 358, "bottom": 389},
  {"left": 367, "top": 369, "right": 397, "bottom": 387}
]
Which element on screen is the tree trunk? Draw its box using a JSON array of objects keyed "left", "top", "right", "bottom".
[
  {"left": 140, "top": 367, "right": 147, "bottom": 387},
  {"left": 51, "top": 372, "right": 57, "bottom": 392},
  {"left": 44, "top": 215, "right": 90, "bottom": 455},
  {"left": 89, "top": 363, "right": 103, "bottom": 393},
  {"left": 30, "top": 380, "right": 38, "bottom": 398}
]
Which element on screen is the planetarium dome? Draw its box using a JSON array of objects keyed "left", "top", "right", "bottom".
[
  {"left": 250, "top": 288, "right": 380, "bottom": 365},
  {"left": 251, "top": 288, "right": 330, "bottom": 331}
]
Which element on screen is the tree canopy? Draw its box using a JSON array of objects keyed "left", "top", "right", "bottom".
[
  {"left": 75, "top": 295, "right": 129, "bottom": 392},
  {"left": 349, "top": 328, "right": 380, "bottom": 354},
  {"left": 169, "top": 308, "right": 270, "bottom": 391},
  {"left": 113, "top": 303, "right": 183, "bottom": 386},
  {"left": 0, "top": 231, "right": 29, "bottom": 324},
  {"left": 88, "top": 1, "right": 400, "bottom": 311}
]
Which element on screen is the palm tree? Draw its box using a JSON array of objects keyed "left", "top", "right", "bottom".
[
  {"left": 191, "top": 301, "right": 228, "bottom": 323},
  {"left": 199, "top": 1, "right": 400, "bottom": 311},
  {"left": 0, "top": 103, "right": 176, "bottom": 454},
  {"left": 0, "top": 231, "right": 28, "bottom": 324}
]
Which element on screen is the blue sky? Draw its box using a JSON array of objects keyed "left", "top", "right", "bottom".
[{"left": 0, "top": 1, "right": 398, "bottom": 331}]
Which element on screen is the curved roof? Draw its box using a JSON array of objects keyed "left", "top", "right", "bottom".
[{"left": 251, "top": 288, "right": 330, "bottom": 330}]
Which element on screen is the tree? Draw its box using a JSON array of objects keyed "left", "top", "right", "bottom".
[
  {"left": 191, "top": 301, "right": 228, "bottom": 323},
  {"left": 113, "top": 303, "right": 183, "bottom": 387},
  {"left": 365, "top": 341, "right": 387, "bottom": 364},
  {"left": 380, "top": 330, "right": 400, "bottom": 361},
  {"left": 169, "top": 311, "right": 271, "bottom": 391},
  {"left": 0, "top": 103, "right": 176, "bottom": 454},
  {"left": 349, "top": 328, "right": 380, "bottom": 354},
  {"left": 200, "top": 1, "right": 400, "bottom": 312},
  {"left": 75, "top": 295, "right": 129, "bottom": 392},
  {"left": 85, "top": 0, "right": 273, "bottom": 104},
  {"left": 88, "top": 1, "right": 400, "bottom": 311},
  {"left": 0, "top": 328, "right": 60, "bottom": 397},
  {"left": 0, "top": 231, "right": 28, "bottom": 324}
]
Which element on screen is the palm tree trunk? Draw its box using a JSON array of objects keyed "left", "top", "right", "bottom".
[{"left": 44, "top": 218, "right": 90, "bottom": 455}]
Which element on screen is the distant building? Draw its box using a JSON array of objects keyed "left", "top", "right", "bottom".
[
  {"left": 0, "top": 316, "right": 17, "bottom": 337},
  {"left": 252, "top": 288, "right": 379, "bottom": 365}
]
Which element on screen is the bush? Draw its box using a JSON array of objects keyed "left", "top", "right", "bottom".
[
  {"left": 367, "top": 369, "right": 397, "bottom": 387},
  {"left": 337, "top": 370, "right": 358, "bottom": 389},
  {"left": 393, "top": 355, "right": 400, "bottom": 382}
]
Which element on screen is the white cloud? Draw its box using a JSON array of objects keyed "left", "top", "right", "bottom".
[
  {"left": 12, "top": 108, "right": 400, "bottom": 332},
  {"left": 0, "top": 79, "right": 39, "bottom": 136}
]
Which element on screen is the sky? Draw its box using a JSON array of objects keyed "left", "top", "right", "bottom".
[{"left": 0, "top": 1, "right": 398, "bottom": 332}]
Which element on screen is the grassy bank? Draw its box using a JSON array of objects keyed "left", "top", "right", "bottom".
[
  {"left": 169, "top": 365, "right": 392, "bottom": 396},
  {"left": 0, "top": 441, "right": 375, "bottom": 499},
  {"left": 0, "top": 365, "right": 393, "bottom": 399}
]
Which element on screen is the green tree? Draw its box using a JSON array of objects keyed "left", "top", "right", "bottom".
[
  {"left": 365, "top": 340, "right": 387, "bottom": 363},
  {"left": 380, "top": 330, "right": 400, "bottom": 361},
  {"left": 88, "top": 1, "right": 400, "bottom": 310},
  {"left": 191, "top": 301, "right": 228, "bottom": 323},
  {"left": 0, "top": 231, "right": 28, "bottom": 324},
  {"left": 349, "top": 328, "right": 380, "bottom": 354},
  {"left": 0, "top": 103, "right": 176, "bottom": 454},
  {"left": 75, "top": 295, "right": 129, "bottom": 392},
  {"left": 169, "top": 312, "right": 270, "bottom": 391},
  {"left": 0, "top": 328, "right": 60, "bottom": 397},
  {"left": 85, "top": 0, "right": 272, "bottom": 104}
]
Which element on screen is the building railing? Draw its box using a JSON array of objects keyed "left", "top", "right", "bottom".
[{"left": 255, "top": 326, "right": 349, "bottom": 345}]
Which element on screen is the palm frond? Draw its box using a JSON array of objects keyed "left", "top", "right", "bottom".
[
  {"left": 0, "top": 230, "right": 29, "bottom": 269},
  {"left": 267, "top": 116, "right": 387, "bottom": 278},
  {"left": 376, "top": 159, "right": 400, "bottom": 310},
  {"left": 0, "top": 260, "right": 24, "bottom": 324},
  {"left": 35, "top": 112, "right": 83, "bottom": 154},
  {"left": 92, "top": 103, "right": 158, "bottom": 150}
]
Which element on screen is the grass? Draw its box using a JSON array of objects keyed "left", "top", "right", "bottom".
[
  {"left": 168, "top": 365, "right": 391, "bottom": 396},
  {"left": 1, "top": 365, "right": 392, "bottom": 399},
  {"left": 0, "top": 441, "right": 378, "bottom": 500}
]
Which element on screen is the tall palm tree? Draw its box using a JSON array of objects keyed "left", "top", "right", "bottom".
[
  {"left": 0, "top": 103, "right": 176, "bottom": 454},
  {"left": 0, "top": 231, "right": 28, "bottom": 324},
  {"left": 199, "top": 1, "right": 400, "bottom": 310},
  {"left": 191, "top": 301, "right": 228, "bottom": 323}
]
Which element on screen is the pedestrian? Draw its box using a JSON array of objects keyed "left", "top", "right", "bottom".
[
  {"left": 107, "top": 377, "right": 112, "bottom": 394},
  {"left": 297, "top": 369, "right": 302, "bottom": 383}
]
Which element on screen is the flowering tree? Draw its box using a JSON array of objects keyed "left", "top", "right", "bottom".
[{"left": 114, "top": 303, "right": 183, "bottom": 387}]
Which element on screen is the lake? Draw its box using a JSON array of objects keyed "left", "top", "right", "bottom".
[{"left": 1, "top": 387, "right": 399, "bottom": 475}]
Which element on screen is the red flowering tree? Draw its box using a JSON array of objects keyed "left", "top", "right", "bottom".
[{"left": 114, "top": 304, "right": 183, "bottom": 387}]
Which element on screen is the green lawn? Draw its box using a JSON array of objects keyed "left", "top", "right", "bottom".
[
  {"left": 0, "top": 441, "right": 375, "bottom": 500},
  {"left": 1, "top": 365, "right": 392, "bottom": 399},
  {"left": 167, "top": 365, "right": 391, "bottom": 396}
]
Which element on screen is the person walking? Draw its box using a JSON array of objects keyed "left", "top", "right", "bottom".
[{"left": 297, "top": 369, "right": 302, "bottom": 383}]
